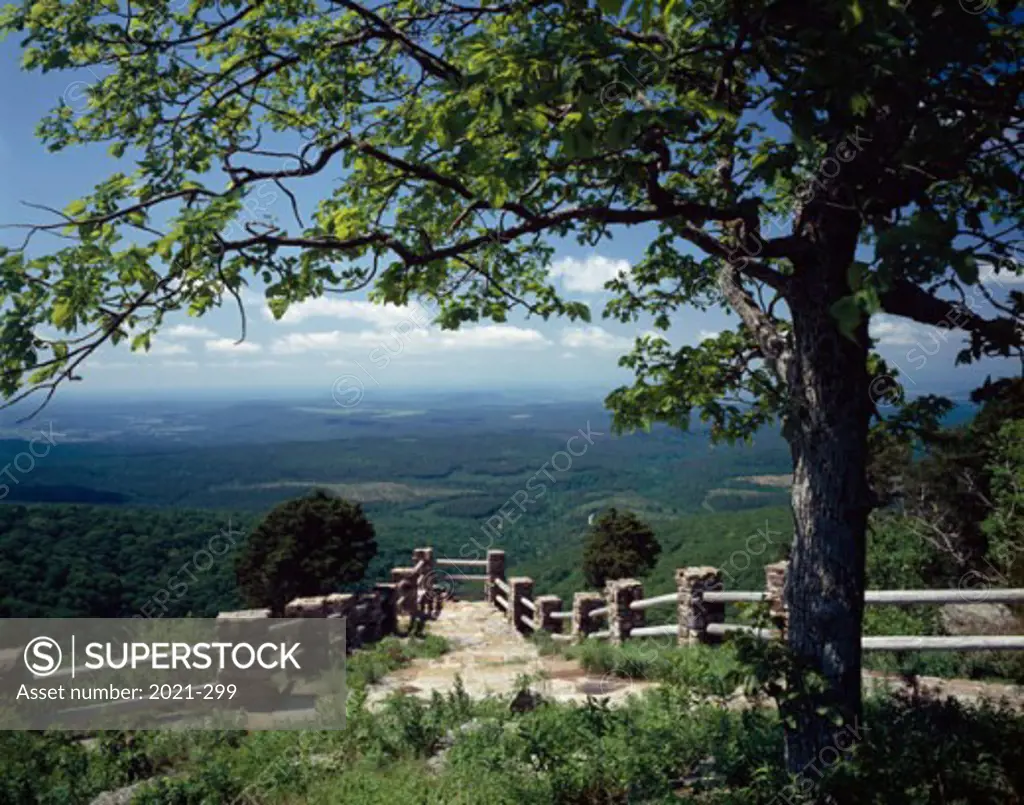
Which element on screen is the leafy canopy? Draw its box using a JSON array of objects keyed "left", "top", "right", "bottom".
[
  {"left": 235, "top": 489, "right": 377, "bottom": 615},
  {"left": 582, "top": 507, "right": 661, "bottom": 588},
  {"left": 0, "top": 0, "right": 1020, "bottom": 433},
  {"left": 870, "top": 378, "right": 1024, "bottom": 586}
]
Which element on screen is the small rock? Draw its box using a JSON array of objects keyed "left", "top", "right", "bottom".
[
  {"left": 940, "top": 603, "right": 1019, "bottom": 636},
  {"left": 426, "top": 748, "right": 450, "bottom": 773},
  {"left": 428, "top": 718, "right": 494, "bottom": 774},
  {"left": 509, "top": 688, "right": 542, "bottom": 713},
  {"left": 89, "top": 779, "right": 159, "bottom": 805}
]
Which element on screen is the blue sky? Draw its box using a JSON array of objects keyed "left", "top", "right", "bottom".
[{"left": 1, "top": 35, "right": 1021, "bottom": 405}]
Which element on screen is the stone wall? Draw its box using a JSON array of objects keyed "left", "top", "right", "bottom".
[{"left": 216, "top": 549, "right": 441, "bottom": 652}]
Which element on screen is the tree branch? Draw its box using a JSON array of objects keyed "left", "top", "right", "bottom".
[
  {"left": 717, "top": 263, "right": 792, "bottom": 385},
  {"left": 880, "top": 279, "right": 1024, "bottom": 352}
]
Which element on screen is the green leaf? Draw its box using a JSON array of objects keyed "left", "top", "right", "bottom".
[
  {"left": 847, "top": 261, "right": 869, "bottom": 292},
  {"left": 267, "top": 297, "right": 289, "bottom": 320},
  {"left": 830, "top": 296, "right": 863, "bottom": 342},
  {"left": 952, "top": 253, "right": 980, "bottom": 285},
  {"left": 597, "top": 0, "right": 625, "bottom": 15},
  {"left": 845, "top": 0, "right": 864, "bottom": 27},
  {"left": 52, "top": 300, "right": 74, "bottom": 328}
]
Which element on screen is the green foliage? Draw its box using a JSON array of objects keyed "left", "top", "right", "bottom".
[
  {"left": 865, "top": 513, "right": 943, "bottom": 591},
  {"left": 5, "top": 677, "right": 1024, "bottom": 804},
  {"left": 822, "top": 692, "right": 1024, "bottom": 804},
  {"left": 236, "top": 489, "right": 377, "bottom": 614},
  {"left": 546, "top": 636, "right": 746, "bottom": 700},
  {"left": 346, "top": 634, "right": 451, "bottom": 690},
  {"left": 865, "top": 380, "right": 1024, "bottom": 585},
  {"left": 982, "top": 419, "right": 1024, "bottom": 588},
  {"left": 0, "top": 411, "right": 793, "bottom": 618},
  {"left": 0, "top": 503, "right": 250, "bottom": 618},
  {"left": 581, "top": 507, "right": 661, "bottom": 588},
  {"left": 0, "top": 732, "right": 95, "bottom": 805},
  {"left": 520, "top": 506, "right": 792, "bottom": 610},
  {"left": 0, "top": 0, "right": 1018, "bottom": 448},
  {"left": 2, "top": 0, "right": 1023, "bottom": 768},
  {"left": 862, "top": 512, "right": 1024, "bottom": 684}
]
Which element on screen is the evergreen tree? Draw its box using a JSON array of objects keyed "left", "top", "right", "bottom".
[
  {"left": 582, "top": 508, "right": 661, "bottom": 589},
  {"left": 235, "top": 489, "right": 377, "bottom": 615}
]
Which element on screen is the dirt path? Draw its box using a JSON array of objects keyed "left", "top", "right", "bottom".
[{"left": 367, "top": 602, "right": 1023, "bottom": 710}]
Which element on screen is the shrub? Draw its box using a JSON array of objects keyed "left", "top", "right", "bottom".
[{"left": 347, "top": 634, "right": 451, "bottom": 690}]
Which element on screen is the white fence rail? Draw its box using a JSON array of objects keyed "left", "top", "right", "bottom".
[{"left": 630, "top": 592, "right": 679, "bottom": 611}]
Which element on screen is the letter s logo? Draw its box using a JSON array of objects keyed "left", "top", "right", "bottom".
[{"left": 24, "top": 637, "right": 62, "bottom": 677}]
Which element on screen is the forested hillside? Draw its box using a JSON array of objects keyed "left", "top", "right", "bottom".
[
  {"left": 0, "top": 505, "right": 251, "bottom": 618},
  {"left": 0, "top": 402, "right": 794, "bottom": 619},
  {"left": 2, "top": 389, "right": 1017, "bottom": 626}
]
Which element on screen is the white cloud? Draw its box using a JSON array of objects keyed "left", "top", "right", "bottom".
[
  {"left": 165, "top": 323, "right": 217, "bottom": 339},
  {"left": 205, "top": 338, "right": 263, "bottom": 354},
  {"left": 548, "top": 255, "right": 630, "bottom": 293},
  {"left": 271, "top": 324, "right": 548, "bottom": 356},
  {"left": 560, "top": 326, "right": 633, "bottom": 352},
  {"left": 150, "top": 343, "right": 189, "bottom": 356},
  {"left": 870, "top": 317, "right": 919, "bottom": 346},
  {"left": 161, "top": 359, "right": 198, "bottom": 369},
  {"left": 980, "top": 261, "right": 1024, "bottom": 287},
  {"left": 433, "top": 325, "right": 548, "bottom": 350},
  {"left": 208, "top": 359, "right": 283, "bottom": 369},
  {"left": 271, "top": 331, "right": 376, "bottom": 355},
  {"left": 697, "top": 329, "right": 720, "bottom": 342},
  {"left": 263, "top": 297, "right": 433, "bottom": 328},
  {"left": 870, "top": 315, "right": 953, "bottom": 347},
  {"left": 90, "top": 360, "right": 133, "bottom": 369}
]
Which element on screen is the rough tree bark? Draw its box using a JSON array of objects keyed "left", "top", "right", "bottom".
[{"left": 780, "top": 210, "right": 872, "bottom": 774}]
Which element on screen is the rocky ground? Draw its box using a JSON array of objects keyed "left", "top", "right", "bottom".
[
  {"left": 366, "top": 601, "right": 656, "bottom": 706},
  {"left": 367, "top": 601, "right": 1024, "bottom": 710}
]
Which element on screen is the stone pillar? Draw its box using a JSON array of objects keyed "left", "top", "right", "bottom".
[
  {"left": 324, "top": 593, "right": 353, "bottom": 618},
  {"left": 508, "top": 577, "right": 534, "bottom": 633},
  {"left": 571, "top": 592, "right": 605, "bottom": 643},
  {"left": 764, "top": 560, "right": 789, "bottom": 636},
  {"left": 486, "top": 550, "right": 506, "bottom": 605},
  {"left": 374, "top": 583, "right": 398, "bottom": 636},
  {"left": 676, "top": 567, "right": 724, "bottom": 646},
  {"left": 284, "top": 596, "right": 326, "bottom": 617},
  {"left": 605, "top": 579, "right": 644, "bottom": 645},
  {"left": 362, "top": 591, "right": 383, "bottom": 641},
  {"left": 412, "top": 547, "right": 435, "bottom": 609},
  {"left": 391, "top": 567, "right": 418, "bottom": 618},
  {"left": 536, "top": 595, "right": 564, "bottom": 633},
  {"left": 214, "top": 609, "right": 272, "bottom": 704}
]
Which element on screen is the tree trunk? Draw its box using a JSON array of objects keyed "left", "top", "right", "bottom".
[{"left": 781, "top": 234, "right": 872, "bottom": 775}]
